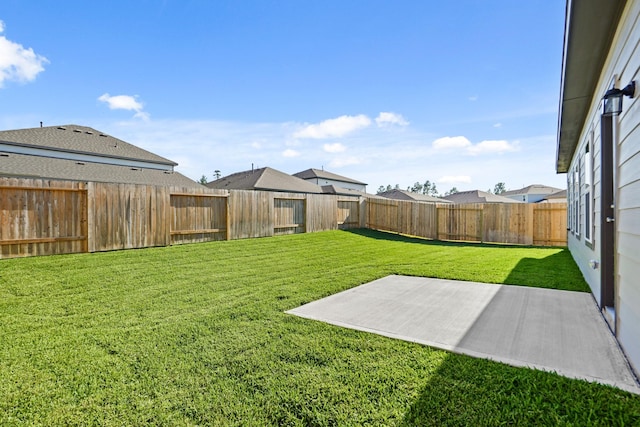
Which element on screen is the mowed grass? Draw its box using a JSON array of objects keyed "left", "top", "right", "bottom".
[{"left": 1, "top": 229, "right": 638, "bottom": 425}]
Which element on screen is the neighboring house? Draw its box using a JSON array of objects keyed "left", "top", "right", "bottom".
[
  {"left": 206, "top": 167, "right": 323, "bottom": 194},
  {"left": 442, "top": 190, "right": 523, "bottom": 204},
  {"left": 556, "top": 0, "right": 640, "bottom": 375},
  {"left": 501, "top": 184, "right": 563, "bottom": 203},
  {"left": 0, "top": 124, "right": 200, "bottom": 187},
  {"left": 293, "top": 168, "right": 367, "bottom": 192},
  {"left": 538, "top": 189, "right": 567, "bottom": 204},
  {"left": 378, "top": 189, "right": 452, "bottom": 204}
]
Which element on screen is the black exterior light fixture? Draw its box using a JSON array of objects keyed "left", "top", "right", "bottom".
[{"left": 603, "top": 81, "right": 636, "bottom": 116}]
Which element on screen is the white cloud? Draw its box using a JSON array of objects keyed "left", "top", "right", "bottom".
[
  {"left": 282, "top": 149, "right": 300, "bottom": 158},
  {"left": 0, "top": 21, "right": 49, "bottom": 88},
  {"left": 329, "top": 156, "right": 361, "bottom": 168},
  {"left": 432, "top": 136, "right": 472, "bottom": 150},
  {"left": 375, "top": 112, "right": 409, "bottom": 127},
  {"left": 98, "top": 93, "right": 149, "bottom": 120},
  {"left": 433, "top": 136, "right": 518, "bottom": 156},
  {"left": 293, "top": 114, "right": 371, "bottom": 139},
  {"left": 493, "top": 122, "right": 502, "bottom": 128},
  {"left": 89, "top": 118, "right": 565, "bottom": 199},
  {"left": 467, "top": 139, "right": 518, "bottom": 155},
  {"left": 469, "top": 95, "right": 478, "bottom": 101},
  {"left": 438, "top": 175, "right": 472, "bottom": 184},
  {"left": 323, "top": 142, "right": 346, "bottom": 153}
]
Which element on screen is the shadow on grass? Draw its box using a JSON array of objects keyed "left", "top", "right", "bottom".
[
  {"left": 503, "top": 251, "right": 589, "bottom": 292},
  {"left": 398, "top": 351, "right": 640, "bottom": 426},
  {"left": 345, "top": 228, "right": 587, "bottom": 291},
  {"left": 344, "top": 228, "right": 560, "bottom": 250}
]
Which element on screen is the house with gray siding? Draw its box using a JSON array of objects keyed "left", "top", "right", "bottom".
[
  {"left": 293, "top": 168, "right": 367, "bottom": 192},
  {"left": 557, "top": 0, "right": 640, "bottom": 376},
  {"left": 501, "top": 184, "right": 563, "bottom": 203},
  {"left": 0, "top": 124, "right": 200, "bottom": 187}
]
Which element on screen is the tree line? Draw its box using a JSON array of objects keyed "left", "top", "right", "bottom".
[{"left": 376, "top": 181, "right": 507, "bottom": 197}]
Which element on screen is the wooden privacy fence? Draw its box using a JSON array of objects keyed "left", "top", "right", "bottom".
[
  {"left": 0, "top": 178, "right": 363, "bottom": 258},
  {"left": 366, "top": 199, "right": 567, "bottom": 246},
  {"left": 1, "top": 177, "right": 567, "bottom": 259}
]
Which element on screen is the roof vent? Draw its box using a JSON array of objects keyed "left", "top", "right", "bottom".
[
  {"left": 57, "top": 126, "right": 67, "bottom": 130},
  {"left": 164, "top": 171, "right": 172, "bottom": 174},
  {"left": 73, "top": 129, "right": 81, "bottom": 133},
  {"left": 99, "top": 134, "right": 108, "bottom": 137},
  {"left": 0, "top": 153, "right": 9, "bottom": 157},
  {"left": 85, "top": 131, "right": 93, "bottom": 135},
  {"left": 76, "top": 161, "right": 85, "bottom": 165},
  {"left": 131, "top": 167, "right": 140, "bottom": 171}
]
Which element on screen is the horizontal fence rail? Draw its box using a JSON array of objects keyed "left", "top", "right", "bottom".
[{"left": 0, "top": 177, "right": 567, "bottom": 259}]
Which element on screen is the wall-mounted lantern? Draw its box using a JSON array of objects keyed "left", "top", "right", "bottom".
[{"left": 603, "top": 81, "right": 635, "bottom": 116}]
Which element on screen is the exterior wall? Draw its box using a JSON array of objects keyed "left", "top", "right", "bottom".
[
  {"left": 567, "top": 1, "right": 640, "bottom": 374},
  {"left": 308, "top": 177, "right": 366, "bottom": 192},
  {"left": 504, "top": 193, "right": 553, "bottom": 203}
]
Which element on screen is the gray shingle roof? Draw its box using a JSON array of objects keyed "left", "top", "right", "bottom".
[
  {"left": 502, "top": 184, "right": 563, "bottom": 196},
  {"left": 206, "top": 167, "right": 324, "bottom": 194},
  {"left": 293, "top": 168, "right": 367, "bottom": 185},
  {"left": 0, "top": 152, "right": 201, "bottom": 187},
  {"left": 0, "top": 124, "right": 176, "bottom": 166},
  {"left": 378, "top": 189, "right": 452, "bottom": 203},
  {"left": 442, "top": 190, "right": 523, "bottom": 204}
]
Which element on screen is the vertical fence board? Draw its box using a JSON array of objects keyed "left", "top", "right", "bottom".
[{"left": 0, "top": 178, "right": 87, "bottom": 258}]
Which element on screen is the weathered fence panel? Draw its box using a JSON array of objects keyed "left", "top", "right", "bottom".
[
  {"left": 438, "top": 203, "right": 483, "bottom": 242},
  {"left": 482, "top": 203, "right": 534, "bottom": 245},
  {"left": 170, "top": 189, "right": 229, "bottom": 244},
  {"left": 307, "top": 194, "right": 338, "bottom": 233},
  {"left": 533, "top": 204, "right": 568, "bottom": 246},
  {"left": 89, "top": 182, "right": 170, "bottom": 252},
  {"left": 0, "top": 178, "right": 87, "bottom": 258},
  {"left": 274, "top": 195, "right": 305, "bottom": 235},
  {"left": 367, "top": 198, "right": 400, "bottom": 233},
  {"left": 228, "top": 190, "right": 273, "bottom": 239},
  {"left": 337, "top": 199, "right": 361, "bottom": 229}
]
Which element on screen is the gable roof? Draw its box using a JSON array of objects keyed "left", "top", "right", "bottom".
[
  {"left": 0, "top": 152, "right": 200, "bottom": 187},
  {"left": 442, "top": 190, "right": 523, "bottom": 204},
  {"left": 556, "top": 0, "right": 627, "bottom": 172},
  {"left": 378, "top": 189, "right": 452, "bottom": 203},
  {"left": 0, "top": 124, "right": 176, "bottom": 168},
  {"left": 539, "top": 189, "right": 568, "bottom": 203},
  {"left": 206, "top": 167, "right": 323, "bottom": 193},
  {"left": 293, "top": 168, "right": 367, "bottom": 185},
  {"left": 501, "top": 184, "right": 563, "bottom": 196}
]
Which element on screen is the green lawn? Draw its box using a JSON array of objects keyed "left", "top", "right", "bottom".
[{"left": 1, "top": 229, "right": 638, "bottom": 426}]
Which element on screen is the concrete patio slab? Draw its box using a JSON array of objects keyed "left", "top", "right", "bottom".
[{"left": 287, "top": 275, "right": 640, "bottom": 394}]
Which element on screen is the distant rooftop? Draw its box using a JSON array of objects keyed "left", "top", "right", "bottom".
[
  {"left": 442, "top": 190, "right": 523, "bottom": 204},
  {"left": 293, "top": 168, "right": 367, "bottom": 185},
  {"left": 206, "top": 167, "right": 323, "bottom": 193},
  {"left": 378, "top": 189, "right": 452, "bottom": 203},
  {"left": 0, "top": 124, "right": 176, "bottom": 167},
  {"left": 502, "top": 184, "right": 563, "bottom": 196}
]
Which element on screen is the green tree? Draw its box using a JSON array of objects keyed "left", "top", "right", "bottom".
[
  {"left": 409, "top": 182, "right": 423, "bottom": 193},
  {"left": 445, "top": 187, "right": 459, "bottom": 196},
  {"left": 214, "top": 170, "right": 221, "bottom": 180},
  {"left": 494, "top": 182, "right": 506, "bottom": 194},
  {"left": 422, "top": 180, "right": 438, "bottom": 196},
  {"left": 198, "top": 175, "right": 208, "bottom": 185}
]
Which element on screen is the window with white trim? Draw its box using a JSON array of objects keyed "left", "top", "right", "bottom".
[
  {"left": 584, "top": 140, "right": 593, "bottom": 242},
  {"left": 574, "top": 164, "right": 580, "bottom": 237}
]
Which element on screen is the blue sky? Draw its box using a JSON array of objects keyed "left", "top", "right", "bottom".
[{"left": 0, "top": 1, "right": 566, "bottom": 193}]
